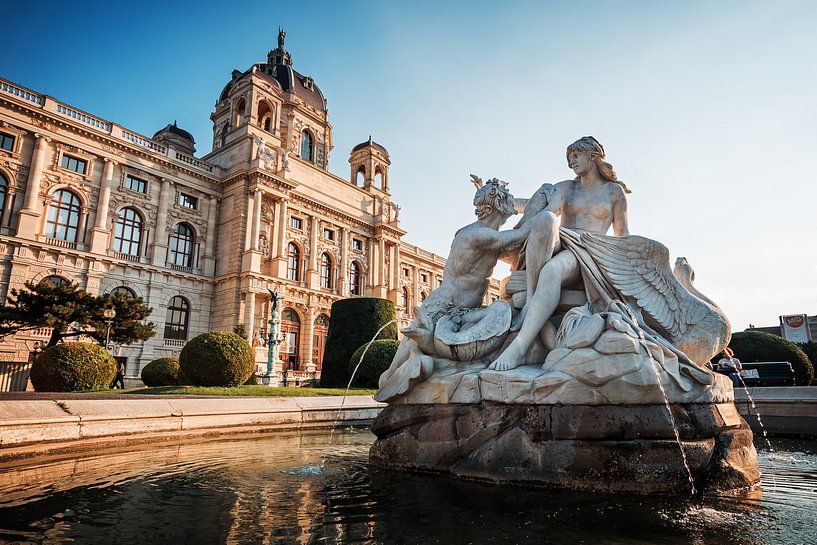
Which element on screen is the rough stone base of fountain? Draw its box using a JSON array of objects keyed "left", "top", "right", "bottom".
[{"left": 369, "top": 402, "right": 760, "bottom": 494}]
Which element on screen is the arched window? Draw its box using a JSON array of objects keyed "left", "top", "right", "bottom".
[
  {"left": 281, "top": 308, "right": 301, "bottom": 370},
  {"left": 287, "top": 242, "right": 300, "bottom": 281},
  {"left": 374, "top": 167, "right": 384, "bottom": 189},
  {"left": 420, "top": 291, "right": 427, "bottom": 305},
  {"left": 40, "top": 275, "right": 68, "bottom": 288},
  {"left": 313, "top": 313, "right": 330, "bottom": 372},
  {"left": 113, "top": 207, "right": 143, "bottom": 257},
  {"left": 355, "top": 166, "right": 365, "bottom": 187},
  {"left": 233, "top": 97, "right": 246, "bottom": 127},
  {"left": 169, "top": 223, "right": 194, "bottom": 268},
  {"left": 349, "top": 261, "right": 362, "bottom": 296},
  {"left": 0, "top": 173, "right": 7, "bottom": 226},
  {"left": 300, "top": 130, "right": 313, "bottom": 162},
  {"left": 164, "top": 296, "right": 190, "bottom": 340},
  {"left": 111, "top": 286, "right": 136, "bottom": 298},
  {"left": 220, "top": 124, "right": 229, "bottom": 147},
  {"left": 320, "top": 253, "right": 333, "bottom": 289},
  {"left": 45, "top": 189, "right": 82, "bottom": 243},
  {"left": 258, "top": 101, "right": 273, "bottom": 132},
  {"left": 400, "top": 287, "right": 409, "bottom": 308}
]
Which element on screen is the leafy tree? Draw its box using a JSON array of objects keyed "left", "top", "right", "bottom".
[{"left": 0, "top": 280, "right": 155, "bottom": 347}]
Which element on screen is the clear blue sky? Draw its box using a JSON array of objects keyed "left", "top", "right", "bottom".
[{"left": 3, "top": 1, "right": 817, "bottom": 331}]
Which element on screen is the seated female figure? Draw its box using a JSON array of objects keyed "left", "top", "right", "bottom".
[{"left": 489, "top": 136, "right": 631, "bottom": 371}]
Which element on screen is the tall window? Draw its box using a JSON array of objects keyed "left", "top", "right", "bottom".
[
  {"left": 169, "top": 223, "right": 194, "bottom": 267},
  {"left": 124, "top": 175, "right": 147, "bottom": 193},
  {"left": 258, "top": 101, "right": 273, "bottom": 132},
  {"left": 301, "top": 131, "right": 313, "bottom": 162},
  {"left": 0, "top": 133, "right": 14, "bottom": 152},
  {"left": 164, "top": 296, "right": 190, "bottom": 340},
  {"left": 281, "top": 308, "right": 301, "bottom": 370},
  {"left": 320, "top": 253, "right": 333, "bottom": 289},
  {"left": 313, "top": 314, "right": 330, "bottom": 371},
  {"left": 400, "top": 287, "right": 409, "bottom": 308},
  {"left": 45, "top": 189, "right": 81, "bottom": 242},
  {"left": 0, "top": 174, "right": 6, "bottom": 226},
  {"left": 349, "top": 261, "right": 362, "bottom": 296},
  {"left": 60, "top": 154, "right": 87, "bottom": 175},
  {"left": 113, "top": 207, "right": 143, "bottom": 257},
  {"left": 287, "top": 242, "right": 300, "bottom": 281}
]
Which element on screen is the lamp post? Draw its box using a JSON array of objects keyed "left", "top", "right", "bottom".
[{"left": 103, "top": 307, "right": 116, "bottom": 351}]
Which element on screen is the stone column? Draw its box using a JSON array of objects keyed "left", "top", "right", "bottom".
[
  {"left": 273, "top": 198, "right": 289, "bottom": 277},
  {"left": 17, "top": 133, "right": 49, "bottom": 238},
  {"left": 2, "top": 189, "right": 16, "bottom": 229},
  {"left": 339, "top": 227, "right": 348, "bottom": 296},
  {"left": 391, "top": 243, "right": 400, "bottom": 291},
  {"left": 307, "top": 215, "right": 319, "bottom": 288},
  {"left": 379, "top": 238, "right": 386, "bottom": 288},
  {"left": 250, "top": 189, "right": 262, "bottom": 252},
  {"left": 152, "top": 178, "right": 172, "bottom": 265},
  {"left": 244, "top": 292, "right": 256, "bottom": 343},
  {"left": 202, "top": 195, "right": 218, "bottom": 275},
  {"left": 303, "top": 305, "right": 316, "bottom": 372},
  {"left": 90, "top": 158, "right": 116, "bottom": 254}
]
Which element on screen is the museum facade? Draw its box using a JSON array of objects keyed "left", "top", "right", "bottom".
[{"left": 0, "top": 32, "right": 498, "bottom": 386}]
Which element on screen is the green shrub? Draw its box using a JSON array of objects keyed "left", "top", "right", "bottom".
[
  {"left": 348, "top": 339, "right": 400, "bottom": 388},
  {"left": 320, "top": 298, "right": 397, "bottom": 387},
  {"left": 29, "top": 342, "right": 116, "bottom": 392},
  {"left": 796, "top": 342, "right": 816, "bottom": 385},
  {"left": 179, "top": 332, "right": 255, "bottom": 387},
  {"left": 232, "top": 323, "right": 248, "bottom": 339},
  {"left": 243, "top": 370, "right": 259, "bottom": 385},
  {"left": 140, "top": 357, "right": 180, "bottom": 387},
  {"left": 726, "top": 331, "right": 814, "bottom": 386}
]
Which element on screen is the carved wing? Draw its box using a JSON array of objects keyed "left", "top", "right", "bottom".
[{"left": 579, "top": 234, "right": 707, "bottom": 342}]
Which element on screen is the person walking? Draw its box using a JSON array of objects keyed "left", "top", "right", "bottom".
[{"left": 111, "top": 359, "right": 126, "bottom": 389}]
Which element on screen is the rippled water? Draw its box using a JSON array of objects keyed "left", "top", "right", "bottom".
[{"left": 0, "top": 431, "right": 815, "bottom": 544}]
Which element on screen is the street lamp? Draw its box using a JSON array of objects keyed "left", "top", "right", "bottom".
[{"left": 103, "top": 307, "right": 116, "bottom": 350}]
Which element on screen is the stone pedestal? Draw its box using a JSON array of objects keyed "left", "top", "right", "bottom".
[{"left": 370, "top": 402, "right": 760, "bottom": 494}]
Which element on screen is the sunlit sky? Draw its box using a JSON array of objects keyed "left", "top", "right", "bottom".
[{"left": 3, "top": 1, "right": 816, "bottom": 331}]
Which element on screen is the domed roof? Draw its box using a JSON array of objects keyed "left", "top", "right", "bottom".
[
  {"left": 352, "top": 136, "right": 389, "bottom": 159},
  {"left": 153, "top": 121, "right": 195, "bottom": 144},
  {"left": 217, "top": 30, "right": 327, "bottom": 112},
  {"left": 152, "top": 121, "right": 196, "bottom": 154}
]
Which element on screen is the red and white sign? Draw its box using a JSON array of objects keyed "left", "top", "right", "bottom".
[{"left": 780, "top": 314, "right": 811, "bottom": 343}]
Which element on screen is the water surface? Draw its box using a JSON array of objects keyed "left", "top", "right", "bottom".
[{"left": 0, "top": 431, "right": 815, "bottom": 544}]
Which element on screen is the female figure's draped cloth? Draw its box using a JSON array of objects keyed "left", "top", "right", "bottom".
[{"left": 556, "top": 228, "right": 729, "bottom": 388}]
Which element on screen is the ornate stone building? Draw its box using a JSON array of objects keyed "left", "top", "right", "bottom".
[{"left": 0, "top": 32, "right": 499, "bottom": 386}]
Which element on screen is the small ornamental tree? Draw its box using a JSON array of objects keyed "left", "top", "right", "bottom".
[
  {"left": 320, "top": 298, "right": 397, "bottom": 388},
  {"left": 29, "top": 343, "right": 116, "bottom": 392},
  {"left": 0, "top": 281, "right": 155, "bottom": 347},
  {"left": 179, "top": 332, "right": 255, "bottom": 387},
  {"left": 349, "top": 339, "right": 400, "bottom": 388},
  {"left": 141, "top": 357, "right": 181, "bottom": 387}
]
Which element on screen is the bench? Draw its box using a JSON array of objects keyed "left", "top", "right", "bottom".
[{"left": 738, "top": 361, "right": 796, "bottom": 387}]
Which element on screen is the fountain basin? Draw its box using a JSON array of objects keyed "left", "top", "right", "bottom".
[{"left": 370, "top": 401, "right": 760, "bottom": 494}]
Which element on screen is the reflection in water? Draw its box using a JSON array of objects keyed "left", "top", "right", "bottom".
[{"left": 0, "top": 433, "right": 815, "bottom": 544}]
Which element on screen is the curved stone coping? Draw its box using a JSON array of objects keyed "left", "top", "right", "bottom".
[
  {"left": 0, "top": 396, "right": 385, "bottom": 453},
  {"left": 734, "top": 386, "right": 817, "bottom": 436}
]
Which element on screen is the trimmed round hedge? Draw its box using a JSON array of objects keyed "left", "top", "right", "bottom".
[
  {"left": 727, "top": 331, "right": 814, "bottom": 386},
  {"left": 140, "top": 356, "right": 180, "bottom": 387},
  {"left": 179, "top": 331, "right": 255, "bottom": 387},
  {"left": 349, "top": 339, "right": 400, "bottom": 388},
  {"left": 320, "top": 298, "right": 397, "bottom": 388},
  {"left": 30, "top": 342, "right": 116, "bottom": 392}
]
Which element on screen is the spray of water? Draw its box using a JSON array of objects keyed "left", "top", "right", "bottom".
[
  {"left": 326, "top": 319, "right": 398, "bottom": 451},
  {"left": 735, "top": 374, "right": 774, "bottom": 454},
  {"left": 640, "top": 338, "right": 698, "bottom": 495}
]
